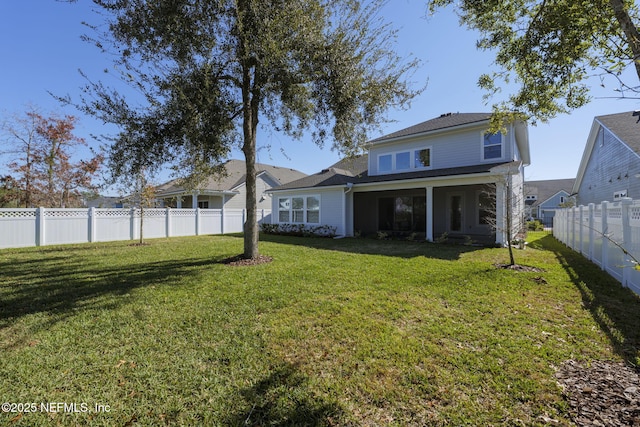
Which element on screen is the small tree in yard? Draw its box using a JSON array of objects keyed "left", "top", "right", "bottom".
[
  {"left": 481, "top": 168, "right": 527, "bottom": 267},
  {"left": 66, "top": 0, "right": 420, "bottom": 260},
  {"left": 118, "top": 169, "right": 157, "bottom": 246}
]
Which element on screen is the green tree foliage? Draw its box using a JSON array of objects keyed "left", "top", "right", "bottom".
[
  {"left": 428, "top": 0, "right": 640, "bottom": 127},
  {"left": 70, "top": 0, "right": 420, "bottom": 259}
]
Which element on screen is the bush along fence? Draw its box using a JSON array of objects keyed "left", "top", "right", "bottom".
[
  {"left": 553, "top": 197, "right": 640, "bottom": 296},
  {"left": 0, "top": 207, "right": 271, "bottom": 249}
]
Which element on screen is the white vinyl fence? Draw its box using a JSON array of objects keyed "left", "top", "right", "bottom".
[
  {"left": 0, "top": 207, "right": 271, "bottom": 249},
  {"left": 553, "top": 198, "right": 640, "bottom": 295}
]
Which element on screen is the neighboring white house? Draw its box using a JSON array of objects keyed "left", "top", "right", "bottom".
[
  {"left": 574, "top": 111, "right": 640, "bottom": 205},
  {"left": 524, "top": 179, "right": 575, "bottom": 227},
  {"left": 155, "top": 159, "right": 307, "bottom": 210},
  {"left": 267, "top": 112, "right": 531, "bottom": 245}
]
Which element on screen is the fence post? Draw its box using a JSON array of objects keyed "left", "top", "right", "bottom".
[
  {"left": 36, "top": 207, "right": 46, "bottom": 247},
  {"left": 588, "top": 203, "right": 595, "bottom": 260},
  {"left": 221, "top": 205, "right": 225, "bottom": 234},
  {"left": 621, "top": 198, "right": 633, "bottom": 287},
  {"left": 570, "top": 207, "right": 576, "bottom": 250},
  {"left": 166, "top": 208, "right": 172, "bottom": 238},
  {"left": 89, "top": 207, "right": 96, "bottom": 243},
  {"left": 130, "top": 208, "right": 136, "bottom": 241},
  {"left": 601, "top": 201, "right": 609, "bottom": 272},
  {"left": 578, "top": 205, "right": 584, "bottom": 254},
  {"left": 196, "top": 208, "right": 201, "bottom": 236}
]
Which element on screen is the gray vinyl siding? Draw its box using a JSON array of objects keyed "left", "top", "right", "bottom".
[
  {"left": 224, "top": 176, "right": 273, "bottom": 210},
  {"left": 369, "top": 124, "right": 515, "bottom": 176},
  {"left": 576, "top": 126, "right": 640, "bottom": 205},
  {"left": 271, "top": 188, "right": 346, "bottom": 236}
]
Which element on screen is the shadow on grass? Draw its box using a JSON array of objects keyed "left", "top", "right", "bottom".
[
  {"left": 0, "top": 248, "right": 224, "bottom": 348},
  {"left": 226, "top": 363, "right": 348, "bottom": 426},
  {"left": 252, "top": 233, "right": 484, "bottom": 261},
  {"left": 531, "top": 234, "right": 640, "bottom": 364}
]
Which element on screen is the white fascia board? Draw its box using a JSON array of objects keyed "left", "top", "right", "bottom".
[
  {"left": 574, "top": 119, "right": 601, "bottom": 194},
  {"left": 266, "top": 184, "right": 349, "bottom": 194}
]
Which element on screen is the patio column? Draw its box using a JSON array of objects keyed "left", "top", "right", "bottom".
[
  {"left": 495, "top": 181, "right": 506, "bottom": 245},
  {"left": 425, "top": 186, "right": 433, "bottom": 241},
  {"left": 192, "top": 192, "right": 198, "bottom": 209}
]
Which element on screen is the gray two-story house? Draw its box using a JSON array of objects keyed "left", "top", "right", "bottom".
[
  {"left": 268, "top": 113, "right": 530, "bottom": 245},
  {"left": 574, "top": 111, "right": 640, "bottom": 205}
]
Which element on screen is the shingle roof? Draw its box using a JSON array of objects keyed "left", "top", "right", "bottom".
[
  {"left": 525, "top": 179, "right": 575, "bottom": 206},
  {"left": 370, "top": 112, "right": 492, "bottom": 144},
  {"left": 596, "top": 111, "right": 640, "bottom": 155},
  {"left": 156, "top": 159, "right": 307, "bottom": 194},
  {"left": 271, "top": 153, "right": 512, "bottom": 191}
]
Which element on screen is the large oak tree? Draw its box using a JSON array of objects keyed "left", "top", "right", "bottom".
[
  {"left": 428, "top": 0, "right": 640, "bottom": 126},
  {"left": 72, "top": 0, "right": 419, "bottom": 259}
]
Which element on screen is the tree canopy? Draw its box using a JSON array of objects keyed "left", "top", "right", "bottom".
[
  {"left": 428, "top": 0, "right": 640, "bottom": 126},
  {"left": 72, "top": 0, "right": 419, "bottom": 258}
]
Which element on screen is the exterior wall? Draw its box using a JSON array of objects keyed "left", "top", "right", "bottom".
[
  {"left": 221, "top": 176, "right": 273, "bottom": 210},
  {"left": 271, "top": 188, "right": 346, "bottom": 236},
  {"left": 368, "top": 123, "right": 517, "bottom": 176},
  {"left": 577, "top": 126, "right": 640, "bottom": 205}
]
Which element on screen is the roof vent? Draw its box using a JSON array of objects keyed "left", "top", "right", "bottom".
[{"left": 439, "top": 112, "right": 453, "bottom": 118}]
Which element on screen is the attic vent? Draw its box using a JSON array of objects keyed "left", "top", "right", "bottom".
[{"left": 439, "top": 112, "right": 453, "bottom": 118}]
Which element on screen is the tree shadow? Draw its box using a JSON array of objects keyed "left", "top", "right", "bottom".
[
  {"left": 249, "top": 233, "right": 485, "bottom": 261},
  {"left": 0, "top": 250, "right": 225, "bottom": 350},
  {"left": 225, "top": 363, "right": 349, "bottom": 426},
  {"left": 531, "top": 234, "right": 640, "bottom": 364}
]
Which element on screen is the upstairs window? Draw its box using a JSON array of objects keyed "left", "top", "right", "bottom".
[
  {"left": 396, "top": 152, "right": 411, "bottom": 170},
  {"left": 482, "top": 131, "right": 503, "bottom": 160},
  {"left": 415, "top": 148, "right": 431, "bottom": 168},
  {"left": 377, "top": 147, "right": 432, "bottom": 174},
  {"left": 379, "top": 154, "right": 392, "bottom": 173}
]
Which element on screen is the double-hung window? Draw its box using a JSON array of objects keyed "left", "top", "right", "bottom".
[
  {"left": 482, "top": 131, "right": 503, "bottom": 160},
  {"left": 278, "top": 196, "right": 320, "bottom": 224}
]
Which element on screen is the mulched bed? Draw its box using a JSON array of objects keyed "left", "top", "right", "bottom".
[
  {"left": 495, "top": 263, "right": 545, "bottom": 273},
  {"left": 556, "top": 359, "right": 640, "bottom": 426},
  {"left": 220, "top": 254, "right": 273, "bottom": 266}
]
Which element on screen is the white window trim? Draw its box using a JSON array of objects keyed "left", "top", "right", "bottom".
[
  {"left": 377, "top": 147, "right": 433, "bottom": 175},
  {"left": 277, "top": 195, "right": 321, "bottom": 224},
  {"left": 480, "top": 131, "right": 505, "bottom": 162}
]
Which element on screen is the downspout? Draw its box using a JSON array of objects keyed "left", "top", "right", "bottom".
[{"left": 336, "top": 182, "right": 354, "bottom": 239}]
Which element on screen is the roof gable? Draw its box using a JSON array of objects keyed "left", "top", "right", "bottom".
[
  {"left": 573, "top": 111, "right": 640, "bottom": 194},
  {"left": 525, "top": 179, "right": 575, "bottom": 207},
  {"left": 156, "top": 159, "right": 307, "bottom": 195}
]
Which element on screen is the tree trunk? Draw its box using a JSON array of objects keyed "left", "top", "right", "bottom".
[
  {"left": 609, "top": 0, "right": 640, "bottom": 81},
  {"left": 241, "top": 64, "right": 260, "bottom": 259}
]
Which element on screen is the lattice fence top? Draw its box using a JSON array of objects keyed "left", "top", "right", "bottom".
[
  {"left": 0, "top": 209, "right": 37, "bottom": 218},
  {"left": 171, "top": 209, "right": 197, "bottom": 216},
  {"left": 95, "top": 209, "right": 131, "bottom": 218},
  {"left": 608, "top": 207, "right": 623, "bottom": 219},
  {"left": 45, "top": 209, "right": 89, "bottom": 218},
  {"left": 632, "top": 207, "right": 640, "bottom": 221}
]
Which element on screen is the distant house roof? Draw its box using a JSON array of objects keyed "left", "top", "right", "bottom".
[
  {"left": 370, "top": 112, "right": 492, "bottom": 144},
  {"left": 270, "top": 153, "right": 516, "bottom": 191},
  {"left": 156, "top": 159, "right": 307, "bottom": 196},
  {"left": 573, "top": 111, "right": 640, "bottom": 194},
  {"left": 596, "top": 111, "right": 640, "bottom": 155},
  {"left": 525, "top": 179, "right": 575, "bottom": 207}
]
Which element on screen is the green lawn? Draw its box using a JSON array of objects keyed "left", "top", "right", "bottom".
[{"left": 1, "top": 232, "right": 640, "bottom": 426}]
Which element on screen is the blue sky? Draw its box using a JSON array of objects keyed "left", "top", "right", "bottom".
[{"left": 2, "top": 0, "right": 639, "bottom": 193}]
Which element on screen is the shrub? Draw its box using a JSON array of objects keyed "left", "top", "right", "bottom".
[
  {"left": 260, "top": 223, "right": 337, "bottom": 238},
  {"left": 527, "top": 220, "right": 544, "bottom": 231}
]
